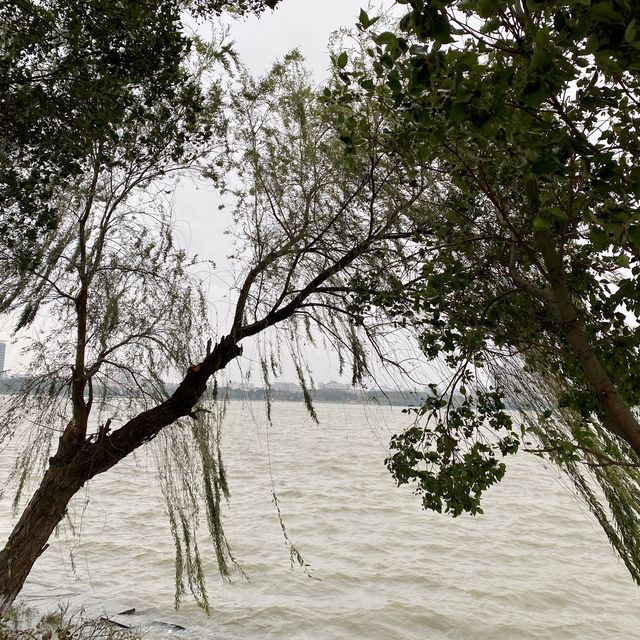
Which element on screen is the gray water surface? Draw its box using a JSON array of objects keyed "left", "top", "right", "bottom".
[{"left": 1, "top": 402, "right": 639, "bottom": 639}]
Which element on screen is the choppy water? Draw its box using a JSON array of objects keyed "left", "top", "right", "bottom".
[{"left": 1, "top": 401, "right": 639, "bottom": 639}]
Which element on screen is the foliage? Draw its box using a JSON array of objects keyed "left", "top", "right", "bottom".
[
  {"left": 388, "top": 387, "right": 518, "bottom": 516},
  {"left": 328, "top": 1, "right": 640, "bottom": 580},
  {"left": 0, "top": 0, "right": 290, "bottom": 615},
  {"left": 0, "top": 22, "right": 228, "bottom": 609},
  {"left": 201, "top": 0, "right": 280, "bottom": 14},
  {"left": 0, "top": 24, "right": 229, "bottom": 500},
  {"left": 157, "top": 390, "right": 243, "bottom": 612},
  {"left": 218, "top": 49, "right": 431, "bottom": 385},
  {"left": 0, "top": 45, "right": 435, "bottom": 611},
  {"left": 0, "top": 0, "right": 279, "bottom": 249}
]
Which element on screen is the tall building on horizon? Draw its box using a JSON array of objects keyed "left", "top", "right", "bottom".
[{"left": 0, "top": 340, "right": 5, "bottom": 375}]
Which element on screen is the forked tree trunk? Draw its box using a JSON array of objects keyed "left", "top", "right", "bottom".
[{"left": 0, "top": 462, "right": 86, "bottom": 614}]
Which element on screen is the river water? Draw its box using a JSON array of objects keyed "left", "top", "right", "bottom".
[{"left": 1, "top": 401, "right": 639, "bottom": 639}]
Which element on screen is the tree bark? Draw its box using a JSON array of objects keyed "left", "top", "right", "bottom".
[
  {"left": 0, "top": 228, "right": 380, "bottom": 611},
  {"left": 0, "top": 463, "right": 86, "bottom": 614}
]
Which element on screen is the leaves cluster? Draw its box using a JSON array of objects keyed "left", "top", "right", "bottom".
[
  {"left": 326, "top": 0, "right": 640, "bottom": 579},
  {"left": 388, "top": 385, "right": 518, "bottom": 516},
  {"left": 0, "top": 0, "right": 277, "bottom": 249}
]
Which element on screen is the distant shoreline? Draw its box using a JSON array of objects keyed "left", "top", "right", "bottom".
[
  {"left": 0, "top": 376, "right": 426, "bottom": 407},
  {"left": 215, "top": 386, "right": 425, "bottom": 407}
]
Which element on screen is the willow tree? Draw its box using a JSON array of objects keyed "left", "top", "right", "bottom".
[
  {"left": 328, "top": 1, "right": 640, "bottom": 581},
  {"left": 0, "top": 48, "right": 432, "bottom": 611}
]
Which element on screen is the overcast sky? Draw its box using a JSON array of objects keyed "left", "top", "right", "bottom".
[{"left": 225, "top": 0, "right": 391, "bottom": 78}]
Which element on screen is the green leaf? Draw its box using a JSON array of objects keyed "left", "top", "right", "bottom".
[
  {"left": 476, "top": 0, "right": 504, "bottom": 19},
  {"left": 625, "top": 19, "right": 637, "bottom": 43},
  {"left": 532, "top": 216, "right": 550, "bottom": 231},
  {"left": 617, "top": 253, "right": 630, "bottom": 268},
  {"left": 360, "top": 78, "right": 375, "bottom": 92},
  {"left": 374, "top": 31, "right": 397, "bottom": 47},
  {"left": 358, "top": 8, "right": 380, "bottom": 29},
  {"left": 531, "top": 157, "right": 560, "bottom": 175},
  {"left": 337, "top": 51, "right": 348, "bottom": 69},
  {"left": 481, "top": 17, "right": 502, "bottom": 33},
  {"left": 628, "top": 225, "right": 640, "bottom": 251},
  {"left": 590, "top": 2, "right": 625, "bottom": 25},
  {"left": 553, "top": 10, "right": 567, "bottom": 31},
  {"left": 590, "top": 226, "right": 609, "bottom": 250}
]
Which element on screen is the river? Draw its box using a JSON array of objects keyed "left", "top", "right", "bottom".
[{"left": 1, "top": 401, "right": 639, "bottom": 638}]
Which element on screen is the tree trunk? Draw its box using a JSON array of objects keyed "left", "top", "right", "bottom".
[
  {"left": 535, "top": 229, "right": 640, "bottom": 455},
  {"left": 0, "top": 463, "right": 85, "bottom": 615},
  {"left": 0, "top": 335, "right": 243, "bottom": 614}
]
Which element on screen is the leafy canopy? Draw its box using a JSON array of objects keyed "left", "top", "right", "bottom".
[
  {"left": 0, "top": 0, "right": 281, "bottom": 246},
  {"left": 328, "top": 0, "right": 640, "bottom": 580}
]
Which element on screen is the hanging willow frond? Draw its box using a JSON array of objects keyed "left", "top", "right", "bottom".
[
  {"left": 500, "top": 363, "right": 640, "bottom": 585},
  {"left": 156, "top": 389, "right": 245, "bottom": 612}
]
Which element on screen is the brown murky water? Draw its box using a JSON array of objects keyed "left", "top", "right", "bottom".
[{"left": 1, "top": 402, "right": 639, "bottom": 638}]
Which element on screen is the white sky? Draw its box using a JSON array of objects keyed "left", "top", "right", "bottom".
[{"left": 222, "top": 0, "right": 374, "bottom": 80}]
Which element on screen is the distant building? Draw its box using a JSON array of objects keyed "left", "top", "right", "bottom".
[
  {"left": 0, "top": 341, "right": 5, "bottom": 375},
  {"left": 227, "top": 380, "right": 255, "bottom": 391},
  {"left": 320, "top": 380, "right": 351, "bottom": 391},
  {"left": 272, "top": 381, "right": 302, "bottom": 393}
]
